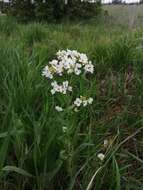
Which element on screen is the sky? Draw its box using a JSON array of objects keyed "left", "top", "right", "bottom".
[{"left": 102, "top": 0, "right": 140, "bottom": 3}]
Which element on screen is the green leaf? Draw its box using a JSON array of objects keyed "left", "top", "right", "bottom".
[
  {"left": 0, "top": 134, "right": 10, "bottom": 169},
  {"left": 113, "top": 157, "right": 121, "bottom": 190},
  {"left": 2, "top": 166, "right": 34, "bottom": 178}
]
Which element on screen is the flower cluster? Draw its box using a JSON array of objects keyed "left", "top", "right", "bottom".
[
  {"left": 74, "top": 96, "right": 93, "bottom": 107},
  {"left": 42, "top": 50, "right": 94, "bottom": 112},
  {"left": 42, "top": 49, "right": 94, "bottom": 79},
  {"left": 51, "top": 81, "right": 72, "bottom": 95}
]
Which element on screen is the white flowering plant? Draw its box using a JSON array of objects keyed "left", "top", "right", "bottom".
[
  {"left": 42, "top": 49, "right": 94, "bottom": 113},
  {"left": 42, "top": 49, "right": 95, "bottom": 177}
]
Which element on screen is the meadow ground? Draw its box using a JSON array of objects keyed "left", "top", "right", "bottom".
[{"left": 1, "top": 10, "right": 143, "bottom": 189}]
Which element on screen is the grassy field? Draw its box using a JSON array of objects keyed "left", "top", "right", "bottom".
[{"left": 1, "top": 14, "right": 143, "bottom": 190}]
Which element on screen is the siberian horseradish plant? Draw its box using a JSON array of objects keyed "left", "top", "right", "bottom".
[
  {"left": 42, "top": 49, "right": 95, "bottom": 178},
  {"left": 42, "top": 49, "right": 94, "bottom": 111}
]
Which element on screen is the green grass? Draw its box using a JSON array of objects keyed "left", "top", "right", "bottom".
[{"left": 1, "top": 15, "right": 143, "bottom": 189}]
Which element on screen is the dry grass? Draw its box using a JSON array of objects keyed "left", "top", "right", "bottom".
[{"left": 103, "top": 4, "right": 143, "bottom": 28}]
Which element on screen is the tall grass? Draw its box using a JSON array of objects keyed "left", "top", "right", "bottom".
[
  {"left": 0, "top": 16, "right": 18, "bottom": 35},
  {"left": 1, "top": 16, "right": 143, "bottom": 189},
  {"left": 22, "top": 23, "right": 47, "bottom": 46}
]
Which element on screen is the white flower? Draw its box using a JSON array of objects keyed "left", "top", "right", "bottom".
[
  {"left": 67, "top": 68, "right": 74, "bottom": 74},
  {"left": 51, "top": 89, "right": 56, "bottom": 95},
  {"left": 83, "top": 100, "right": 88, "bottom": 107},
  {"left": 76, "top": 63, "right": 82, "bottom": 68},
  {"left": 43, "top": 50, "right": 94, "bottom": 78},
  {"left": 84, "top": 62, "right": 94, "bottom": 74},
  {"left": 55, "top": 106, "right": 63, "bottom": 112},
  {"left": 51, "top": 81, "right": 60, "bottom": 94},
  {"left": 51, "top": 81, "right": 72, "bottom": 95},
  {"left": 88, "top": 97, "right": 93, "bottom": 104},
  {"left": 64, "top": 58, "right": 75, "bottom": 70},
  {"left": 51, "top": 81, "right": 58, "bottom": 87},
  {"left": 79, "top": 53, "right": 88, "bottom": 64},
  {"left": 63, "top": 81, "right": 69, "bottom": 88},
  {"left": 74, "top": 107, "right": 79, "bottom": 112},
  {"left": 74, "top": 68, "right": 81, "bottom": 75},
  {"left": 62, "top": 126, "right": 67, "bottom": 133},
  {"left": 49, "top": 59, "right": 58, "bottom": 66},
  {"left": 74, "top": 98, "right": 82, "bottom": 107},
  {"left": 42, "top": 66, "right": 53, "bottom": 79},
  {"left": 55, "top": 64, "right": 63, "bottom": 76},
  {"left": 74, "top": 63, "right": 82, "bottom": 75},
  {"left": 62, "top": 81, "right": 72, "bottom": 94},
  {"left": 73, "top": 96, "right": 94, "bottom": 108},
  {"left": 97, "top": 153, "right": 105, "bottom": 161},
  {"left": 62, "top": 81, "right": 68, "bottom": 94},
  {"left": 68, "top": 86, "right": 72, "bottom": 92},
  {"left": 104, "top": 139, "right": 108, "bottom": 147}
]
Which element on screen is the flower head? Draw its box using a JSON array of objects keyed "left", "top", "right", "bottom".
[
  {"left": 103, "top": 139, "right": 108, "bottom": 148},
  {"left": 42, "top": 49, "right": 94, "bottom": 78},
  {"left": 55, "top": 106, "right": 63, "bottom": 112},
  {"left": 88, "top": 97, "right": 93, "bottom": 104},
  {"left": 42, "top": 50, "right": 95, "bottom": 112},
  {"left": 42, "top": 66, "right": 53, "bottom": 79},
  {"left": 84, "top": 62, "right": 94, "bottom": 74},
  {"left": 97, "top": 153, "right": 105, "bottom": 161},
  {"left": 74, "top": 98, "right": 82, "bottom": 107},
  {"left": 51, "top": 81, "right": 72, "bottom": 95}
]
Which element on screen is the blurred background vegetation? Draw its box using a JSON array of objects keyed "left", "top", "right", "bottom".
[{"left": 0, "top": 0, "right": 101, "bottom": 22}]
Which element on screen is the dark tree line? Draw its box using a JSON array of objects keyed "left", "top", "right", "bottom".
[{"left": 0, "top": 0, "right": 101, "bottom": 22}]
